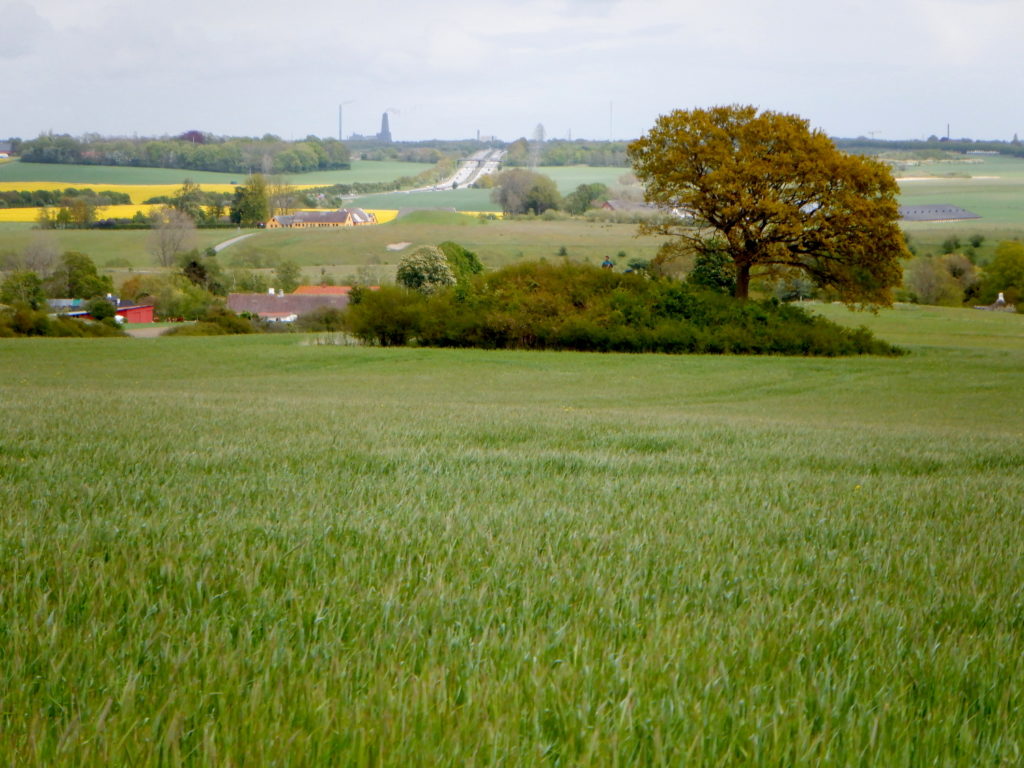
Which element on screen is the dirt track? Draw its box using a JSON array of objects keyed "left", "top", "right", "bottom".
[{"left": 125, "top": 326, "right": 166, "bottom": 338}]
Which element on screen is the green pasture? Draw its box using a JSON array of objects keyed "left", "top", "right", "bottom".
[
  {"left": 1, "top": 307, "right": 1023, "bottom": 766},
  {"left": 0, "top": 215, "right": 663, "bottom": 280},
  {"left": 0, "top": 159, "right": 431, "bottom": 186},
  {"left": 222, "top": 214, "right": 664, "bottom": 282},
  {"left": 897, "top": 155, "right": 1024, "bottom": 256},
  {"left": 539, "top": 164, "right": 633, "bottom": 193},
  {"left": 349, "top": 186, "right": 499, "bottom": 212},
  {"left": 0, "top": 228, "right": 236, "bottom": 268}
]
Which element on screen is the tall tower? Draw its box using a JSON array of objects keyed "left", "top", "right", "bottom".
[{"left": 378, "top": 112, "right": 392, "bottom": 143}]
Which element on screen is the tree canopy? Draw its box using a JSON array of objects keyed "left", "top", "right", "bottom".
[
  {"left": 396, "top": 246, "right": 456, "bottom": 295},
  {"left": 44, "top": 251, "right": 113, "bottom": 299},
  {"left": 628, "top": 106, "right": 908, "bottom": 304},
  {"left": 490, "top": 169, "right": 562, "bottom": 216},
  {"left": 979, "top": 241, "right": 1024, "bottom": 304},
  {"left": 230, "top": 174, "right": 270, "bottom": 227}
]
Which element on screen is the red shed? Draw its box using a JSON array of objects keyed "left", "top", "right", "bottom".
[{"left": 116, "top": 304, "right": 155, "bottom": 323}]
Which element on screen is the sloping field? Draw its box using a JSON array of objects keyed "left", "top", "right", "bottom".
[
  {"left": 1, "top": 307, "right": 1022, "bottom": 765},
  {"left": 223, "top": 215, "right": 664, "bottom": 272},
  {"left": 0, "top": 227, "right": 233, "bottom": 263}
]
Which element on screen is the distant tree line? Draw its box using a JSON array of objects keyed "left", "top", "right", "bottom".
[
  {"left": 502, "top": 139, "right": 631, "bottom": 167},
  {"left": 834, "top": 137, "right": 1024, "bottom": 158},
  {"left": 0, "top": 187, "right": 131, "bottom": 208},
  {"left": 18, "top": 132, "right": 352, "bottom": 174}
]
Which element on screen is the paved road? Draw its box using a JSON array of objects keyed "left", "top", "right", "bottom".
[{"left": 212, "top": 233, "right": 256, "bottom": 252}]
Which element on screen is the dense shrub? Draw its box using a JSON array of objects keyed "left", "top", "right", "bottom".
[
  {"left": 294, "top": 306, "right": 347, "bottom": 332},
  {"left": 0, "top": 305, "right": 125, "bottom": 338},
  {"left": 161, "top": 307, "right": 256, "bottom": 336},
  {"left": 343, "top": 286, "right": 425, "bottom": 346},
  {"left": 437, "top": 241, "right": 484, "bottom": 285},
  {"left": 370, "top": 261, "right": 901, "bottom": 356},
  {"left": 120, "top": 273, "right": 222, "bottom": 320}
]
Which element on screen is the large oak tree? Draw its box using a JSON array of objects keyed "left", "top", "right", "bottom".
[{"left": 628, "top": 106, "right": 908, "bottom": 304}]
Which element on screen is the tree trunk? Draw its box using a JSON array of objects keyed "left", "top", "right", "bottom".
[{"left": 734, "top": 263, "right": 751, "bottom": 299}]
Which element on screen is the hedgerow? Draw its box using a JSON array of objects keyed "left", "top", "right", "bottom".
[{"left": 344, "top": 261, "right": 902, "bottom": 356}]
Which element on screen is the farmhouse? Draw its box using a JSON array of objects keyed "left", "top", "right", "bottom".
[
  {"left": 265, "top": 208, "right": 377, "bottom": 229},
  {"left": 601, "top": 199, "right": 690, "bottom": 218},
  {"left": 227, "top": 289, "right": 349, "bottom": 322}
]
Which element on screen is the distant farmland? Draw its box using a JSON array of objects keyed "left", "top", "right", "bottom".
[{"left": 0, "top": 159, "right": 432, "bottom": 186}]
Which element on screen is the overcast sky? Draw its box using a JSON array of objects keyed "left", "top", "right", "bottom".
[{"left": 2, "top": 0, "right": 1021, "bottom": 143}]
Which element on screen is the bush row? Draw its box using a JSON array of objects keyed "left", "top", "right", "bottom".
[
  {"left": 344, "top": 261, "right": 902, "bottom": 356},
  {"left": 0, "top": 306, "right": 125, "bottom": 338}
]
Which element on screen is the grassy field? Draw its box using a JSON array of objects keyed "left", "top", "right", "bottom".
[
  {"left": 0, "top": 228, "right": 238, "bottom": 269},
  {"left": 897, "top": 155, "right": 1024, "bottom": 258},
  {"left": 225, "top": 213, "right": 664, "bottom": 276},
  {"left": 1, "top": 213, "right": 665, "bottom": 285},
  {"left": 1, "top": 307, "right": 1022, "bottom": 766},
  {"left": 0, "top": 159, "right": 431, "bottom": 186}
]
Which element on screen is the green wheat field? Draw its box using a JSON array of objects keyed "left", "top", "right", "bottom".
[{"left": 1, "top": 305, "right": 1022, "bottom": 766}]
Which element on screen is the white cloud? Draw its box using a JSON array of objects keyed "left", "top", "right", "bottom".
[{"left": 2, "top": 0, "right": 1022, "bottom": 140}]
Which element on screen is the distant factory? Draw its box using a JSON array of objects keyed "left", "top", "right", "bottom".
[{"left": 348, "top": 112, "right": 393, "bottom": 143}]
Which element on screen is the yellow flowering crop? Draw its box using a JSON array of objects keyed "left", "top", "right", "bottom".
[{"left": 363, "top": 209, "right": 399, "bottom": 224}]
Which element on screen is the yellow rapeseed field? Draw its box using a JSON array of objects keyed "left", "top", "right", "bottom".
[{"left": 364, "top": 209, "right": 399, "bottom": 223}]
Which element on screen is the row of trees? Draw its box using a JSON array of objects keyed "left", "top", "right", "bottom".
[
  {"left": 1, "top": 251, "right": 113, "bottom": 308},
  {"left": 0, "top": 188, "right": 131, "bottom": 209},
  {"left": 18, "top": 133, "right": 351, "bottom": 174},
  {"left": 502, "top": 138, "right": 631, "bottom": 167}
]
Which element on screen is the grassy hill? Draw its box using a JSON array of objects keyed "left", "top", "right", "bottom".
[{"left": 2, "top": 305, "right": 1021, "bottom": 765}]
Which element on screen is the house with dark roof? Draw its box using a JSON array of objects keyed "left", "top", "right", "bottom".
[
  {"left": 227, "top": 290, "right": 350, "bottom": 322},
  {"left": 265, "top": 208, "right": 377, "bottom": 229}
]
